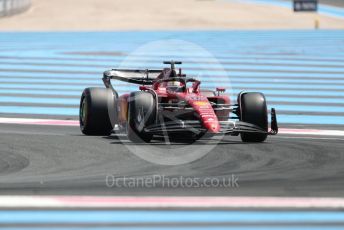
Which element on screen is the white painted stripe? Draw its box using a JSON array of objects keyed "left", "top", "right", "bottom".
[
  {"left": 0, "top": 117, "right": 78, "bottom": 126},
  {"left": 280, "top": 128, "right": 344, "bottom": 136},
  {"left": 0, "top": 117, "right": 344, "bottom": 136},
  {"left": 0, "top": 196, "right": 344, "bottom": 209}
]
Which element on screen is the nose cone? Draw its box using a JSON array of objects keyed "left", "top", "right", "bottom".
[
  {"left": 203, "top": 118, "right": 220, "bottom": 133},
  {"left": 186, "top": 95, "right": 221, "bottom": 134}
]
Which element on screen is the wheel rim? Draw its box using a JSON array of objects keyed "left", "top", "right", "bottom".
[
  {"left": 137, "top": 108, "right": 143, "bottom": 123},
  {"left": 80, "top": 97, "right": 88, "bottom": 127},
  {"left": 136, "top": 107, "right": 145, "bottom": 131}
]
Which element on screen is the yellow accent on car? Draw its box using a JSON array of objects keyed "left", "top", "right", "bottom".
[{"left": 194, "top": 101, "right": 208, "bottom": 106}]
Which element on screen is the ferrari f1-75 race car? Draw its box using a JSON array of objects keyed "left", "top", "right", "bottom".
[{"left": 79, "top": 61, "right": 278, "bottom": 143}]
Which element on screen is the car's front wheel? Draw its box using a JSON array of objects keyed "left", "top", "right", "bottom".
[
  {"left": 238, "top": 92, "right": 268, "bottom": 142},
  {"left": 127, "top": 91, "right": 156, "bottom": 143}
]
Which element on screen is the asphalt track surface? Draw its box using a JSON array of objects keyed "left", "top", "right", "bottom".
[{"left": 0, "top": 123, "right": 343, "bottom": 197}]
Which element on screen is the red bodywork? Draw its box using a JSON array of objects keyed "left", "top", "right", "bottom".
[{"left": 117, "top": 68, "right": 230, "bottom": 134}]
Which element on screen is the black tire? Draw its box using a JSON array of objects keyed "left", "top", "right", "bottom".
[
  {"left": 128, "top": 91, "right": 156, "bottom": 143},
  {"left": 79, "top": 87, "right": 115, "bottom": 136},
  {"left": 239, "top": 92, "right": 268, "bottom": 142}
]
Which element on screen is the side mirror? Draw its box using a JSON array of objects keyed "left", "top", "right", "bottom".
[{"left": 192, "top": 81, "right": 201, "bottom": 93}]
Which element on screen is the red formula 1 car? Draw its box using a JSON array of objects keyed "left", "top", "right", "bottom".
[{"left": 79, "top": 61, "right": 278, "bottom": 142}]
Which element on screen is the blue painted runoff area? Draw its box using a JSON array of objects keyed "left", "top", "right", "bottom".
[
  {"left": 0, "top": 30, "right": 343, "bottom": 125},
  {"left": 0, "top": 210, "right": 344, "bottom": 223}
]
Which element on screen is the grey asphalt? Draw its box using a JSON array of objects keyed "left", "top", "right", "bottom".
[{"left": 0, "top": 123, "right": 343, "bottom": 197}]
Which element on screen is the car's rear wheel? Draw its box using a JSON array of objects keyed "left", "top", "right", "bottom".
[
  {"left": 239, "top": 92, "right": 268, "bottom": 142},
  {"left": 128, "top": 91, "right": 156, "bottom": 143},
  {"left": 79, "top": 87, "right": 115, "bottom": 136}
]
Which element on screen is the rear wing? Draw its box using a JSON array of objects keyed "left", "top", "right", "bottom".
[{"left": 103, "top": 69, "right": 162, "bottom": 86}]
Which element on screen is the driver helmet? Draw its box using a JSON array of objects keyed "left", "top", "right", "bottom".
[{"left": 166, "top": 81, "right": 183, "bottom": 92}]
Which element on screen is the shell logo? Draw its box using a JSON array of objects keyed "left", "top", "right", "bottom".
[{"left": 193, "top": 101, "right": 208, "bottom": 106}]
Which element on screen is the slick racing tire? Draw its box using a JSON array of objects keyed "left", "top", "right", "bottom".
[
  {"left": 79, "top": 87, "right": 115, "bottom": 136},
  {"left": 239, "top": 92, "right": 268, "bottom": 142},
  {"left": 128, "top": 91, "right": 156, "bottom": 143}
]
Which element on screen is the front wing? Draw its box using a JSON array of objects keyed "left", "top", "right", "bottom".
[{"left": 144, "top": 108, "right": 278, "bottom": 136}]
